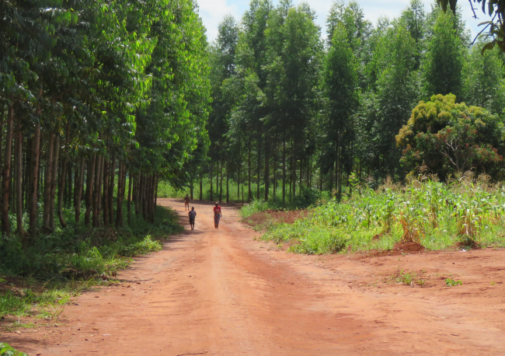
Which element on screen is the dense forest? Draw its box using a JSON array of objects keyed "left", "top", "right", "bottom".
[
  {"left": 0, "top": 0, "right": 211, "bottom": 239},
  {"left": 196, "top": 0, "right": 505, "bottom": 204}
]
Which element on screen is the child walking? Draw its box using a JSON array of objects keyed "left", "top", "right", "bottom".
[{"left": 188, "top": 207, "right": 197, "bottom": 230}]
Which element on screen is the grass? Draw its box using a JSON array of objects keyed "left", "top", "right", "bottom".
[
  {"left": 0, "top": 205, "right": 182, "bottom": 322},
  {"left": 250, "top": 174, "right": 505, "bottom": 255}
]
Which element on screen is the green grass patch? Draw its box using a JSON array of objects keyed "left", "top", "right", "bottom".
[{"left": 253, "top": 177, "right": 505, "bottom": 254}]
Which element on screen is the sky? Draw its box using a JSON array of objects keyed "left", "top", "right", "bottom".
[{"left": 196, "top": 0, "right": 484, "bottom": 43}]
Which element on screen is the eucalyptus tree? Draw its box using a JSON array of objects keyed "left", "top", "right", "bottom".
[
  {"left": 264, "top": 2, "right": 323, "bottom": 201},
  {"left": 463, "top": 43, "right": 505, "bottom": 115},
  {"left": 322, "top": 23, "right": 358, "bottom": 200},
  {"left": 207, "top": 15, "right": 239, "bottom": 201},
  {"left": 422, "top": 9, "right": 466, "bottom": 99}
]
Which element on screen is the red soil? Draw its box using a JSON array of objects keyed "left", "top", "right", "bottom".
[{"left": 2, "top": 199, "right": 505, "bottom": 355}]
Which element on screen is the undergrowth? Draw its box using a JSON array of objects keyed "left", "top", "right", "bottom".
[
  {"left": 254, "top": 174, "right": 505, "bottom": 254},
  {"left": 0, "top": 206, "right": 182, "bottom": 320}
]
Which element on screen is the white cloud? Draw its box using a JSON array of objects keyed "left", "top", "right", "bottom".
[{"left": 196, "top": 0, "right": 241, "bottom": 42}]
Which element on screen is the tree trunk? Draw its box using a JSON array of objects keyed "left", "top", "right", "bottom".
[
  {"left": 219, "top": 158, "right": 223, "bottom": 203},
  {"left": 210, "top": 164, "right": 213, "bottom": 202},
  {"left": 108, "top": 155, "right": 115, "bottom": 224},
  {"left": 199, "top": 173, "right": 203, "bottom": 201},
  {"left": 226, "top": 166, "right": 229, "bottom": 203},
  {"left": 15, "top": 115, "right": 24, "bottom": 236},
  {"left": 42, "top": 132, "right": 55, "bottom": 231},
  {"left": 58, "top": 125, "right": 70, "bottom": 228},
  {"left": 248, "top": 138, "right": 252, "bottom": 202},
  {"left": 190, "top": 178, "right": 194, "bottom": 200},
  {"left": 264, "top": 138, "right": 269, "bottom": 202},
  {"left": 75, "top": 157, "right": 85, "bottom": 223},
  {"left": 49, "top": 135, "right": 60, "bottom": 232},
  {"left": 28, "top": 122, "right": 41, "bottom": 235},
  {"left": 282, "top": 138, "right": 286, "bottom": 204},
  {"left": 102, "top": 158, "right": 109, "bottom": 225},
  {"left": 92, "top": 155, "right": 101, "bottom": 227},
  {"left": 116, "top": 162, "right": 125, "bottom": 227},
  {"left": 85, "top": 155, "right": 95, "bottom": 225},
  {"left": 127, "top": 169, "right": 132, "bottom": 224}
]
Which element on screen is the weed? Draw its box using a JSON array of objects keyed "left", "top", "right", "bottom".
[
  {"left": 0, "top": 343, "right": 27, "bottom": 356},
  {"left": 445, "top": 279, "right": 463, "bottom": 287}
]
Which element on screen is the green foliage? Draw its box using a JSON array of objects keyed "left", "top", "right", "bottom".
[
  {"left": 397, "top": 94, "right": 505, "bottom": 178},
  {"left": 259, "top": 178, "right": 505, "bottom": 254},
  {"left": 422, "top": 10, "right": 465, "bottom": 98},
  {"left": 0, "top": 343, "right": 27, "bottom": 356},
  {"left": 0, "top": 207, "right": 181, "bottom": 279},
  {"left": 445, "top": 278, "right": 463, "bottom": 286}
]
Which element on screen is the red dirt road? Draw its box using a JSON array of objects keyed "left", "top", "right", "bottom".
[{"left": 3, "top": 199, "right": 505, "bottom": 355}]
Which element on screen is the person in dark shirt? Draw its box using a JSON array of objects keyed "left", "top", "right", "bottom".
[{"left": 188, "top": 207, "right": 197, "bottom": 230}]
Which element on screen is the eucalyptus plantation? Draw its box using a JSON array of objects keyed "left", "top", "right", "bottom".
[{"left": 0, "top": 0, "right": 211, "bottom": 238}]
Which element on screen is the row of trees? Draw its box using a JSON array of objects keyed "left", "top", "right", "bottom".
[
  {"left": 199, "top": 0, "right": 505, "bottom": 203},
  {"left": 0, "top": 0, "right": 211, "bottom": 239}
]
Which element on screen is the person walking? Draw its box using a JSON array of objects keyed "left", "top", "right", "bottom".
[
  {"left": 184, "top": 194, "right": 190, "bottom": 211},
  {"left": 213, "top": 202, "right": 222, "bottom": 229},
  {"left": 188, "top": 207, "right": 197, "bottom": 230}
]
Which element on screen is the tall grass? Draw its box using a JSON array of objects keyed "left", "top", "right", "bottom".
[{"left": 260, "top": 175, "right": 505, "bottom": 254}]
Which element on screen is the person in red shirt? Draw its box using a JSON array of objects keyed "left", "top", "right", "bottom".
[{"left": 213, "top": 202, "right": 222, "bottom": 229}]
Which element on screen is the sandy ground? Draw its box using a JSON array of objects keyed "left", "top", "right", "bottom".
[{"left": 2, "top": 198, "right": 505, "bottom": 355}]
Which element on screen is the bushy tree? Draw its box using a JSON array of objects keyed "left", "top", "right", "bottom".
[{"left": 397, "top": 94, "right": 505, "bottom": 178}]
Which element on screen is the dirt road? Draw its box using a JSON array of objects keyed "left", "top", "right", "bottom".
[{"left": 4, "top": 199, "right": 505, "bottom": 355}]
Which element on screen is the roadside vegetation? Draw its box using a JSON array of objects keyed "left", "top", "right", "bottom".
[
  {"left": 0, "top": 206, "right": 181, "bottom": 323},
  {"left": 245, "top": 173, "right": 505, "bottom": 254}
]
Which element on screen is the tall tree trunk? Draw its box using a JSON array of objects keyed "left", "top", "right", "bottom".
[
  {"left": 49, "top": 135, "right": 60, "bottom": 231},
  {"left": 190, "top": 177, "right": 194, "bottom": 200},
  {"left": 273, "top": 142, "right": 276, "bottom": 202},
  {"left": 108, "top": 155, "right": 115, "bottom": 224},
  {"left": 85, "top": 155, "right": 95, "bottom": 225},
  {"left": 75, "top": 157, "right": 85, "bottom": 223},
  {"left": 282, "top": 139, "right": 286, "bottom": 204},
  {"left": 248, "top": 138, "right": 252, "bottom": 202},
  {"left": 264, "top": 138, "right": 269, "bottom": 202},
  {"left": 210, "top": 164, "right": 213, "bottom": 202},
  {"left": 0, "top": 104, "right": 4, "bottom": 193},
  {"left": 102, "top": 158, "right": 109, "bottom": 225},
  {"left": 154, "top": 175, "right": 158, "bottom": 210},
  {"left": 226, "top": 166, "right": 229, "bottom": 203},
  {"left": 58, "top": 125, "right": 70, "bottom": 228},
  {"left": 42, "top": 132, "right": 55, "bottom": 231},
  {"left": 92, "top": 155, "right": 101, "bottom": 227},
  {"left": 15, "top": 115, "right": 24, "bottom": 236},
  {"left": 219, "top": 158, "right": 223, "bottom": 203},
  {"left": 28, "top": 122, "right": 41, "bottom": 235},
  {"left": 127, "top": 169, "right": 132, "bottom": 224},
  {"left": 199, "top": 173, "right": 203, "bottom": 201},
  {"left": 116, "top": 162, "right": 125, "bottom": 227}
]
